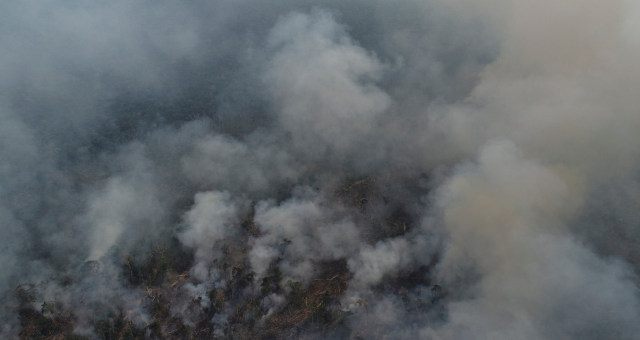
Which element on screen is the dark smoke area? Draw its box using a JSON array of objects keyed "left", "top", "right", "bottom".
[{"left": 2, "top": 1, "right": 640, "bottom": 339}]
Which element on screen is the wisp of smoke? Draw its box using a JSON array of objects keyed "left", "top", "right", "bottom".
[{"left": 1, "top": 0, "right": 639, "bottom": 339}]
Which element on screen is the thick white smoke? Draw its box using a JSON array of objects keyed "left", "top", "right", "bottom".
[{"left": 1, "top": 0, "right": 639, "bottom": 339}]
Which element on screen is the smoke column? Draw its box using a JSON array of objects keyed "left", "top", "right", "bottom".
[{"left": 1, "top": 1, "right": 639, "bottom": 339}]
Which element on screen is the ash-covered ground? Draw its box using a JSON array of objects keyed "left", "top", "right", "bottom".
[{"left": 2, "top": 1, "right": 640, "bottom": 339}]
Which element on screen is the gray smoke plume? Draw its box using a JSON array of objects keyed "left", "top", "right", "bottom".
[{"left": 2, "top": 0, "right": 639, "bottom": 339}]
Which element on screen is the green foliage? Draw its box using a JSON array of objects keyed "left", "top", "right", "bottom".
[
  {"left": 66, "top": 335, "right": 91, "bottom": 340},
  {"left": 123, "top": 241, "right": 194, "bottom": 288},
  {"left": 15, "top": 285, "right": 36, "bottom": 304},
  {"left": 56, "top": 275, "right": 74, "bottom": 287},
  {"left": 163, "top": 238, "right": 194, "bottom": 274},
  {"left": 19, "top": 307, "right": 73, "bottom": 339},
  {"left": 225, "top": 296, "right": 264, "bottom": 337},
  {"left": 260, "top": 264, "right": 283, "bottom": 297},
  {"left": 95, "top": 319, "right": 117, "bottom": 340},
  {"left": 232, "top": 265, "right": 255, "bottom": 290},
  {"left": 95, "top": 315, "right": 145, "bottom": 340},
  {"left": 262, "top": 261, "right": 351, "bottom": 337},
  {"left": 124, "top": 247, "right": 169, "bottom": 286},
  {"left": 241, "top": 207, "right": 261, "bottom": 237},
  {"left": 286, "top": 280, "right": 303, "bottom": 293},
  {"left": 171, "top": 322, "right": 192, "bottom": 338},
  {"left": 41, "top": 301, "right": 55, "bottom": 316},
  {"left": 149, "top": 294, "right": 170, "bottom": 320},
  {"left": 208, "top": 288, "right": 226, "bottom": 314}
]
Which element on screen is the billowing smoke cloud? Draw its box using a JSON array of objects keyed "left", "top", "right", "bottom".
[{"left": 2, "top": 0, "right": 640, "bottom": 339}]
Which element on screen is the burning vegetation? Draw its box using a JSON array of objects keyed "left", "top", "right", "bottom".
[{"left": 3, "top": 1, "right": 640, "bottom": 339}]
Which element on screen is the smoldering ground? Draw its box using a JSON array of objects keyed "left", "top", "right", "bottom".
[{"left": 2, "top": 0, "right": 640, "bottom": 339}]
